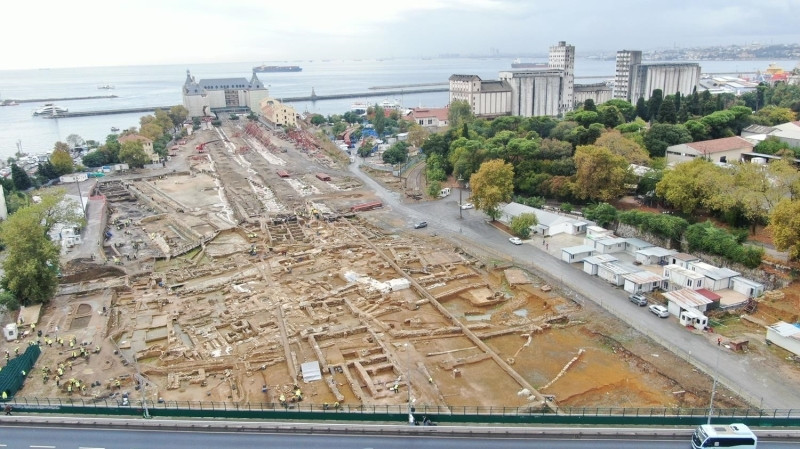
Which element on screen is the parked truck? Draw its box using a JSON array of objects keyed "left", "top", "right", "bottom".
[{"left": 438, "top": 187, "right": 451, "bottom": 198}]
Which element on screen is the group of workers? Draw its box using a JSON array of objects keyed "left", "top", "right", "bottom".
[{"left": 279, "top": 384, "right": 304, "bottom": 406}]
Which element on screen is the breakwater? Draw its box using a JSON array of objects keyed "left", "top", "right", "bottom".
[
  {"left": 282, "top": 87, "right": 448, "bottom": 102},
  {"left": 2, "top": 95, "right": 118, "bottom": 104}
]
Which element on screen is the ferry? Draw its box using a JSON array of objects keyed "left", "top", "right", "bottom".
[
  {"left": 351, "top": 102, "right": 368, "bottom": 115},
  {"left": 33, "top": 104, "right": 68, "bottom": 116}
]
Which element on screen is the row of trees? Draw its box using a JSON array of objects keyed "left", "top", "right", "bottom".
[
  {"left": 82, "top": 105, "right": 188, "bottom": 168},
  {"left": 413, "top": 82, "right": 800, "bottom": 262}
]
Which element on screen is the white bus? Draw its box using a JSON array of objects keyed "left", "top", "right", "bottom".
[{"left": 692, "top": 423, "right": 757, "bottom": 448}]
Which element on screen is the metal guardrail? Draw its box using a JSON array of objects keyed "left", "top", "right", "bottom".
[{"left": 6, "top": 397, "right": 800, "bottom": 421}]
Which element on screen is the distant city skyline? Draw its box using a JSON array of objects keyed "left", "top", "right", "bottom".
[{"left": 3, "top": 0, "right": 799, "bottom": 71}]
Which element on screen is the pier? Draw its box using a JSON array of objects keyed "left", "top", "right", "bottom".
[{"left": 2, "top": 95, "right": 118, "bottom": 104}]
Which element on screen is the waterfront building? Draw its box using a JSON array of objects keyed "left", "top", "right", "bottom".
[
  {"left": 499, "top": 70, "right": 564, "bottom": 117},
  {"left": 614, "top": 50, "right": 700, "bottom": 102},
  {"left": 548, "top": 41, "right": 575, "bottom": 115},
  {"left": 118, "top": 134, "right": 159, "bottom": 163},
  {"left": 182, "top": 70, "right": 269, "bottom": 117},
  {"left": 448, "top": 41, "right": 576, "bottom": 118},
  {"left": 574, "top": 83, "right": 612, "bottom": 107},
  {"left": 613, "top": 50, "right": 642, "bottom": 101},
  {"left": 259, "top": 98, "right": 297, "bottom": 128},
  {"left": 629, "top": 63, "right": 700, "bottom": 102},
  {"left": 448, "top": 75, "right": 512, "bottom": 118}
]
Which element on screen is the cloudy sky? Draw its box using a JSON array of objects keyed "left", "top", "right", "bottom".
[{"left": 2, "top": 0, "right": 799, "bottom": 70}]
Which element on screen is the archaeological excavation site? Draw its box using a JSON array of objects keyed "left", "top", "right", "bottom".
[{"left": 4, "top": 121, "right": 747, "bottom": 414}]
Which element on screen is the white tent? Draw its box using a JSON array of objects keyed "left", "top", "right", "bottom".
[{"left": 300, "top": 361, "right": 322, "bottom": 382}]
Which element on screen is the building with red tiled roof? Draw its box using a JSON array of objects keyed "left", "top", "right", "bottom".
[
  {"left": 404, "top": 107, "right": 450, "bottom": 129},
  {"left": 665, "top": 136, "right": 755, "bottom": 165}
]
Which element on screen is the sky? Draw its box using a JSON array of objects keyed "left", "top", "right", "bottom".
[{"left": 2, "top": 0, "right": 800, "bottom": 70}]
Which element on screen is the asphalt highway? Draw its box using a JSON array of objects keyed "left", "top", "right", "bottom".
[{"left": 0, "top": 423, "right": 797, "bottom": 449}]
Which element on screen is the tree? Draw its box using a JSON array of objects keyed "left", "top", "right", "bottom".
[
  {"left": 50, "top": 147, "right": 74, "bottom": 176},
  {"left": 583, "top": 99, "right": 597, "bottom": 112},
  {"left": 770, "top": 199, "right": 800, "bottom": 260},
  {"left": 11, "top": 163, "right": 32, "bottom": 190},
  {"left": 119, "top": 140, "right": 150, "bottom": 168},
  {"left": 597, "top": 105, "right": 624, "bottom": 128},
  {"left": 684, "top": 120, "right": 710, "bottom": 142},
  {"left": 82, "top": 151, "right": 106, "bottom": 168},
  {"left": 0, "top": 198, "right": 64, "bottom": 306},
  {"left": 655, "top": 158, "right": 720, "bottom": 214},
  {"left": 647, "top": 89, "right": 663, "bottom": 121},
  {"left": 407, "top": 124, "right": 430, "bottom": 148},
  {"left": 371, "top": 105, "right": 386, "bottom": 135},
  {"left": 572, "top": 145, "right": 630, "bottom": 202},
  {"left": 643, "top": 123, "right": 692, "bottom": 157},
  {"left": 583, "top": 203, "right": 618, "bottom": 228},
  {"left": 510, "top": 213, "right": 538, "bottom": 238},
  {"left": 604, "top": 99, "right": 637, "bottom": 122},
  {"left": 594, "top": 130, "right": 650, "bottom": 165},
  {"left": 65, "top": 134, "right": 84, "bottom": 148},
  {"left": 469, "top": 159, "right": 514, "bottom": 221},
  {"left": 331, "top": 121, "right": 347, "bottom": 137},
  {"left": 168, "top": 105, "right": 189, "bottom": 128},
  {"left": 751, "top": 105, "right": 797, "bottom": 126},
  {"left": 382, "top": 141, "right": 409, "bottom": 164},
  {"left": 537, "top": 138, "right": 573, "bottom": 159},
  {"left": 656, "top": 95, "right": 677, "bottom": 124},
  {"left": 448, "top": 100, "right": 474, "bottom": 130},
  {"left": 310, "top": 114, "right": 326, "bottom": 126},
  {"left": 635, "top": 97, "right": 648, "bottom": 121}
]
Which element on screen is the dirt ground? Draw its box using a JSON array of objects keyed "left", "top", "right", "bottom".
[{"left": 0, "top": 119, "right": 751, "bottom": 412}]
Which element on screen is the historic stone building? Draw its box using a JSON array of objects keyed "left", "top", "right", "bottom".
[{"left": 182, "top": 70, "right": 269, "bottom": 117}]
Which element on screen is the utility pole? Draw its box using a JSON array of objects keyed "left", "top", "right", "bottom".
[
  {"left": 707, "top": 343, "right": 721, "bottom": 425},
  {"left": 458, "top": 175, "right": 463, "bottom": 219},
  {"left": 75, "top": 177, "right": 87, "bottom": 219}
]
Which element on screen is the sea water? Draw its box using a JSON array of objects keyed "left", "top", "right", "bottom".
[{"left": 0, "top": 57, "right": 794, "bottom": 160}]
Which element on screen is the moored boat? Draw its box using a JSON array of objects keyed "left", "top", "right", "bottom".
[{"left": 33, "top": 104, "right": 68, "bottom": 116}]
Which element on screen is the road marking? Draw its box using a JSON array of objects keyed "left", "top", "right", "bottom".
[
  {"left": 30, "top": 446, "right": 55, "bottom": 448},
  {"left": 79, "top": 447, "right": 105, "bottom": 449}
]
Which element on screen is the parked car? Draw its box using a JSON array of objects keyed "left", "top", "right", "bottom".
[
  {"left": 509, "top": 237, "right": 523, "bottom": 245},
  {"left": 414, "top": 221, "right": 428, "bottom": 229},
  {"left": 648, "top": 304, "right": 669, "bottom": 318},
  {"left": 460, "top": 202, "right": 474, "bottom": 210},
  {"left": 629, "top": 293, "right": 647, "bottom": 306}
]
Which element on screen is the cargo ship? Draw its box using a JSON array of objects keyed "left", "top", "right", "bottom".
[
  {"left": 252, "top": 65, "right": 302, "bottom": 73},
  {"left": 511, "top": 58, "right": 546, "bottom": 69}
]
